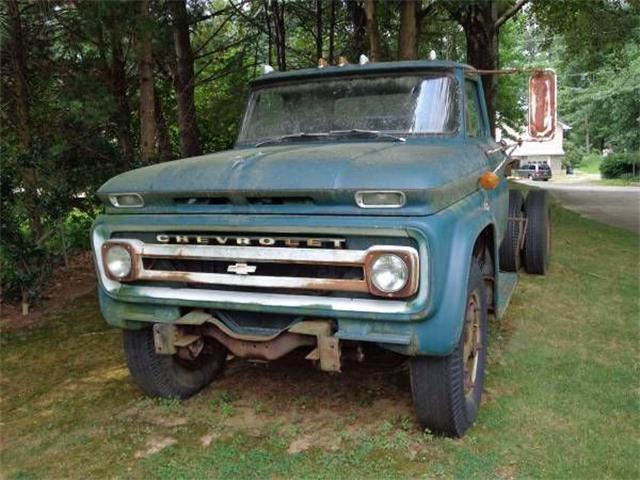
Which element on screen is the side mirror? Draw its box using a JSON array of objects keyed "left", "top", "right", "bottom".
[{"left": 528, "top": 70, "right": 557, "bottom": 141}]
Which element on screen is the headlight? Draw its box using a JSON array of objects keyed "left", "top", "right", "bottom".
[
  {"left": 108, "top": 193, "right": 144, "bottom": 208},
  {"left": 370, "top": 254, "right": 409, "bottom": 293},
  {"left": 104, "top": 244, "right": 132, "bottom": 279}
]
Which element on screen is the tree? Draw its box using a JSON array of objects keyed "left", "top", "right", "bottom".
[
  {"left": 271, "top": 0, "right": 287, "bottom": 70},
  {"left": 398, "top": 0, "right": 419, "bottom": 60},
  {"left": 445, "top": 0, "right": 528, "bottom": 135},
  {"left": 137, "top": 0, "right": 157, "bottom": 163},
  {"left": 168, "top": 0, "right": 202, "bottom": 157},
  {"left": 364, "top": 0, "right": 382, "bottom": 61},
  {"left": 4, "top": 0, "right": 43, "bottom": 240}
]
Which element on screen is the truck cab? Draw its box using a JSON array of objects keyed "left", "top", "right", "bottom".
[{"left": 92, "top": 60, "right": 551, "bottom": 437}]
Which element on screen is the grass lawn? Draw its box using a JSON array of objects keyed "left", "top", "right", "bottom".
[
  {"left": 597, "top": 177, "right": 640, "bottom": 187},
  {"left": 577, "top": 154, "right": 603, "bottom": 175},
  {"left": 1, "top": 202, "right": 638, "bottom": 479}
]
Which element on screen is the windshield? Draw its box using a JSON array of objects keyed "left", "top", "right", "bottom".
[{"left": 238, "top": 74, "right": 459, "bottom": 145}]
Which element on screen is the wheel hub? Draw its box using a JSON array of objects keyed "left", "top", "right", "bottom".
[{"left": 463, "top": 291, "right": 481, "bottom": 397}]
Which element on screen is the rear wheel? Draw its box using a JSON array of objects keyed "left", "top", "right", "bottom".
[
  {"left": 410, "top": 258, "right": 488, "bottom": 437},
  {"left": 523, "top": 190, "right": 551, "bottom": 274},
  {"left": 123, "top": 327, "right": 226, "bottom": 399},
  {"left": 499, "top": 190, "right": 525, "bottom": 272}
]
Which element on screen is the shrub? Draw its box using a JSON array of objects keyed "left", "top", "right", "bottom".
[
  {"left": 63, "top": 209, "right": 95, "bottom": 251},
  {"left": 563, "top": 143, "right": 585, "bottom": 168},
  {"left": 600, "top": 152, "right": 640, "bottom": 179}
]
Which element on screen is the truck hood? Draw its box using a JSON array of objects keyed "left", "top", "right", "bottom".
[{"left": 98, "top": 141, "right": 488, "bottom": 216}]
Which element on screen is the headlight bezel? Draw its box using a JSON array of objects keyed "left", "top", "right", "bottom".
[
  {"left": 101, "top": 242, "right": 137, "bottom": 281},
  {"left": 364, "top": 248, "right": 419, "bottom": 298}
]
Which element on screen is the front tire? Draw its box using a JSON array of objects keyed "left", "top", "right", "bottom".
[
  {"left": 123, "top": 327, "right": 226, "bottom": 399},
  {"left": 410, "top": 258, "right": 488, "bottom": 437}
]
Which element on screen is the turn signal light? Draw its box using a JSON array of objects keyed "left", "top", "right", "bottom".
[{"left": 479, "top": 171, "right": 500, "bottom": 190}]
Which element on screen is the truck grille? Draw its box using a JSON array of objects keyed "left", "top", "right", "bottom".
[{"left": 101, "top": 236, "right": 420, "bottom": 299}]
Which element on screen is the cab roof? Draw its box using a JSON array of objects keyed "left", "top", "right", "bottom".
[{"left": 250, "top": 60, "right": 475, "bottom": 87}]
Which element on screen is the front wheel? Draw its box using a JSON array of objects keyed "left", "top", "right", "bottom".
[
  {"left": 123, "top": 327, "right": 227, "bottom": 399},
  {"left": 410, "top": 258, "right": 488, "bottom": 437}
]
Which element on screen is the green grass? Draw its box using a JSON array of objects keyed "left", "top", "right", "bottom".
[
  {"left": 2, "top": 203, "right": 639, "bottom": 479},
  {"left": 597, "top": 177, "right": 640, "bottom": 186},
  {"left": 577, "top": 153, "right": 603, "bottom": 174}
]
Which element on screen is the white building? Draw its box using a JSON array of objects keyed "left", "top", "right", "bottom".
[{"left": 506, "top": 122, "right": 570, "bottom": 173}]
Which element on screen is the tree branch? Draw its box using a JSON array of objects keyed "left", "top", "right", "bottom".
[
  {"left": 418, "top": 0, "right": 440, "bottom": 21},
  {"left": 495, "top": 0, "right": 528, "bottom": 29}
]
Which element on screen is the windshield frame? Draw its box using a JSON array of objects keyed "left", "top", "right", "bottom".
[{"left": 236, "top": 71, "right": 461, "bottom": 147}]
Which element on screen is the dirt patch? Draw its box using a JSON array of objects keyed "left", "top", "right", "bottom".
[
  {"left": 287, "top": 435, "right": 313, "bottom": 454},
  {"left": 200, "top": 432, "right": 220, "bottom": 448},
  {"left": 134, "top": 437, "right": 177, "bottom": 458},
  {"left": 0, "top": 250, "right": 96, "bottom": 331},
  {"left": 190, "top": 347, "right": 416, "bottom": 451}
]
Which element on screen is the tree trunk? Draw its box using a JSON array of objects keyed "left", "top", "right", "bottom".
[
  {"left": 315, "top": 0, "right": 323, "bottom": 60},
  {"left": 348, "top": 0, "right": 367, "bottom": 59},
  {"left": 329, "top": 0, "right": 336, "bottom": 63},
  {"left": 6, "top": 0, "right": 43, "bottom": 240},
  {"left": 271, "top": 0, "right": 286, "bottom": 71},
  {"left": 154, "top": 91, "right": 173, "bottom": 161},
  {"left": 263, "top": 0, "right": 273, "bottom": 65},
  {"left": 363, "top": 0, "right": 382, "bottom": 61},
  {"left": 462, "top": 2, "right": 499, "bottom": 136},
  {"left": 137, "top": 0, "right": 157, "bottom": 164},
  {"left": 109, "top": 32, "right": 135, "bottom": 169},
  {"left": 167, "top": 0, "right": 202, "bottom": 157},
  {"left": 399, "top": 0, "right": 419, "bottom": 60}
]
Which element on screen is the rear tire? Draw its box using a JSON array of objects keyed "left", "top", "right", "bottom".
[
  {"left": 523, "top": 190, "right": 551, "bottom": 275},
  {"left": 410, "top": 258, "right": 488, "bottom": 437},
  {"left": 499, "top": 190, "right": 525, "bottom": 272},
  {"left": 123, "top": 327, "right": 226, "bottom": 399}
]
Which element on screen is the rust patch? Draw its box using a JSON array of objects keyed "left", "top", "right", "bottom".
[{"left": 204, "top": 325, "right": 315, "bottom": 361}]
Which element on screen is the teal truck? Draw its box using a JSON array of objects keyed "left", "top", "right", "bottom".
[{"left": 92, "top": 60, "right": 552, "bottom": 437}]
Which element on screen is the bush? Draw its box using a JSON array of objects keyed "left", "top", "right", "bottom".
[
  {"left": 600, "top": 153, "right": 640, "bottom": 179},
  {"left": 62, "top": 209, "right": 95, "bottom": 251},
  {"left": 563, "top": 143, "right": 586, "bottom": 168}
]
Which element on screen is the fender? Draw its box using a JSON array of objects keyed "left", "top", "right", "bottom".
[{"left": 409, "top": 190, "right": 498, "bottom": 356}]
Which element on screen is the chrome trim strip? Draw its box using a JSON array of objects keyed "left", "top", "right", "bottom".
[{"left": 140, "top": 242, "right": 368, "bottom": 265}]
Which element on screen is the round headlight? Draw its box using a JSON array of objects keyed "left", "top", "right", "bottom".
[
  {"left": 105, "top": 245, "right": 132, "bottom": 279},
  {"left": 370, "top": 254, "right": 409, "bottom": 293}
]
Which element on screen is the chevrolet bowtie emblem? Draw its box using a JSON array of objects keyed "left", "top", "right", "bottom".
[{"left": 227, "top": 262, "right": 257, "bottom": 275}]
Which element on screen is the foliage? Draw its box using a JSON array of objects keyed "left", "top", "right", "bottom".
[
  {"left": 563, "top": 141, "right": 587, "bottom": 168},
  {"left": 533, "top": 0, "right": 640, "bottom": 153},
  {"left": 600, "top": 152, "right": 640, "bottom": 179}
]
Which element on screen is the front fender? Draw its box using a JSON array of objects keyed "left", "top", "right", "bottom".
[{"left": 408, "top": 191, "right": 497, "bottom": 356}]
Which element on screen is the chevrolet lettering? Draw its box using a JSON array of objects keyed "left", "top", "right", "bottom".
[
  {"left": 92, "top": 59, "right": 552, "bottom": 438},
  {"left": 155, "top": 234, "right": 346, "bottom": 248}
]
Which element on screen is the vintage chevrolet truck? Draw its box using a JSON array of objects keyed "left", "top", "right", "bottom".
[{"left": 92, "top": 59, "right": 551, "bottom": 437}]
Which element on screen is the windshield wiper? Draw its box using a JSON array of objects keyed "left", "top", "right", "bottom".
[
  {"left": 255, "top": 132, "right": 329, "bottom": 147},
  {"left": 328, "top": 129, "right": 406, "bottom": 142},
  {"left": 255, "top": 129, "right": 406, "bottom": 147}
]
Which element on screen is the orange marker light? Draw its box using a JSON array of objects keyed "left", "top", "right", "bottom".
[{"left": 479, "top": 171, "right": 500, "bottom": 190}]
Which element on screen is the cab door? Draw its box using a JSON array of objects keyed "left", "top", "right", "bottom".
[{"left": 464, "top": 77, "right": 509, "bottom": 237}]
